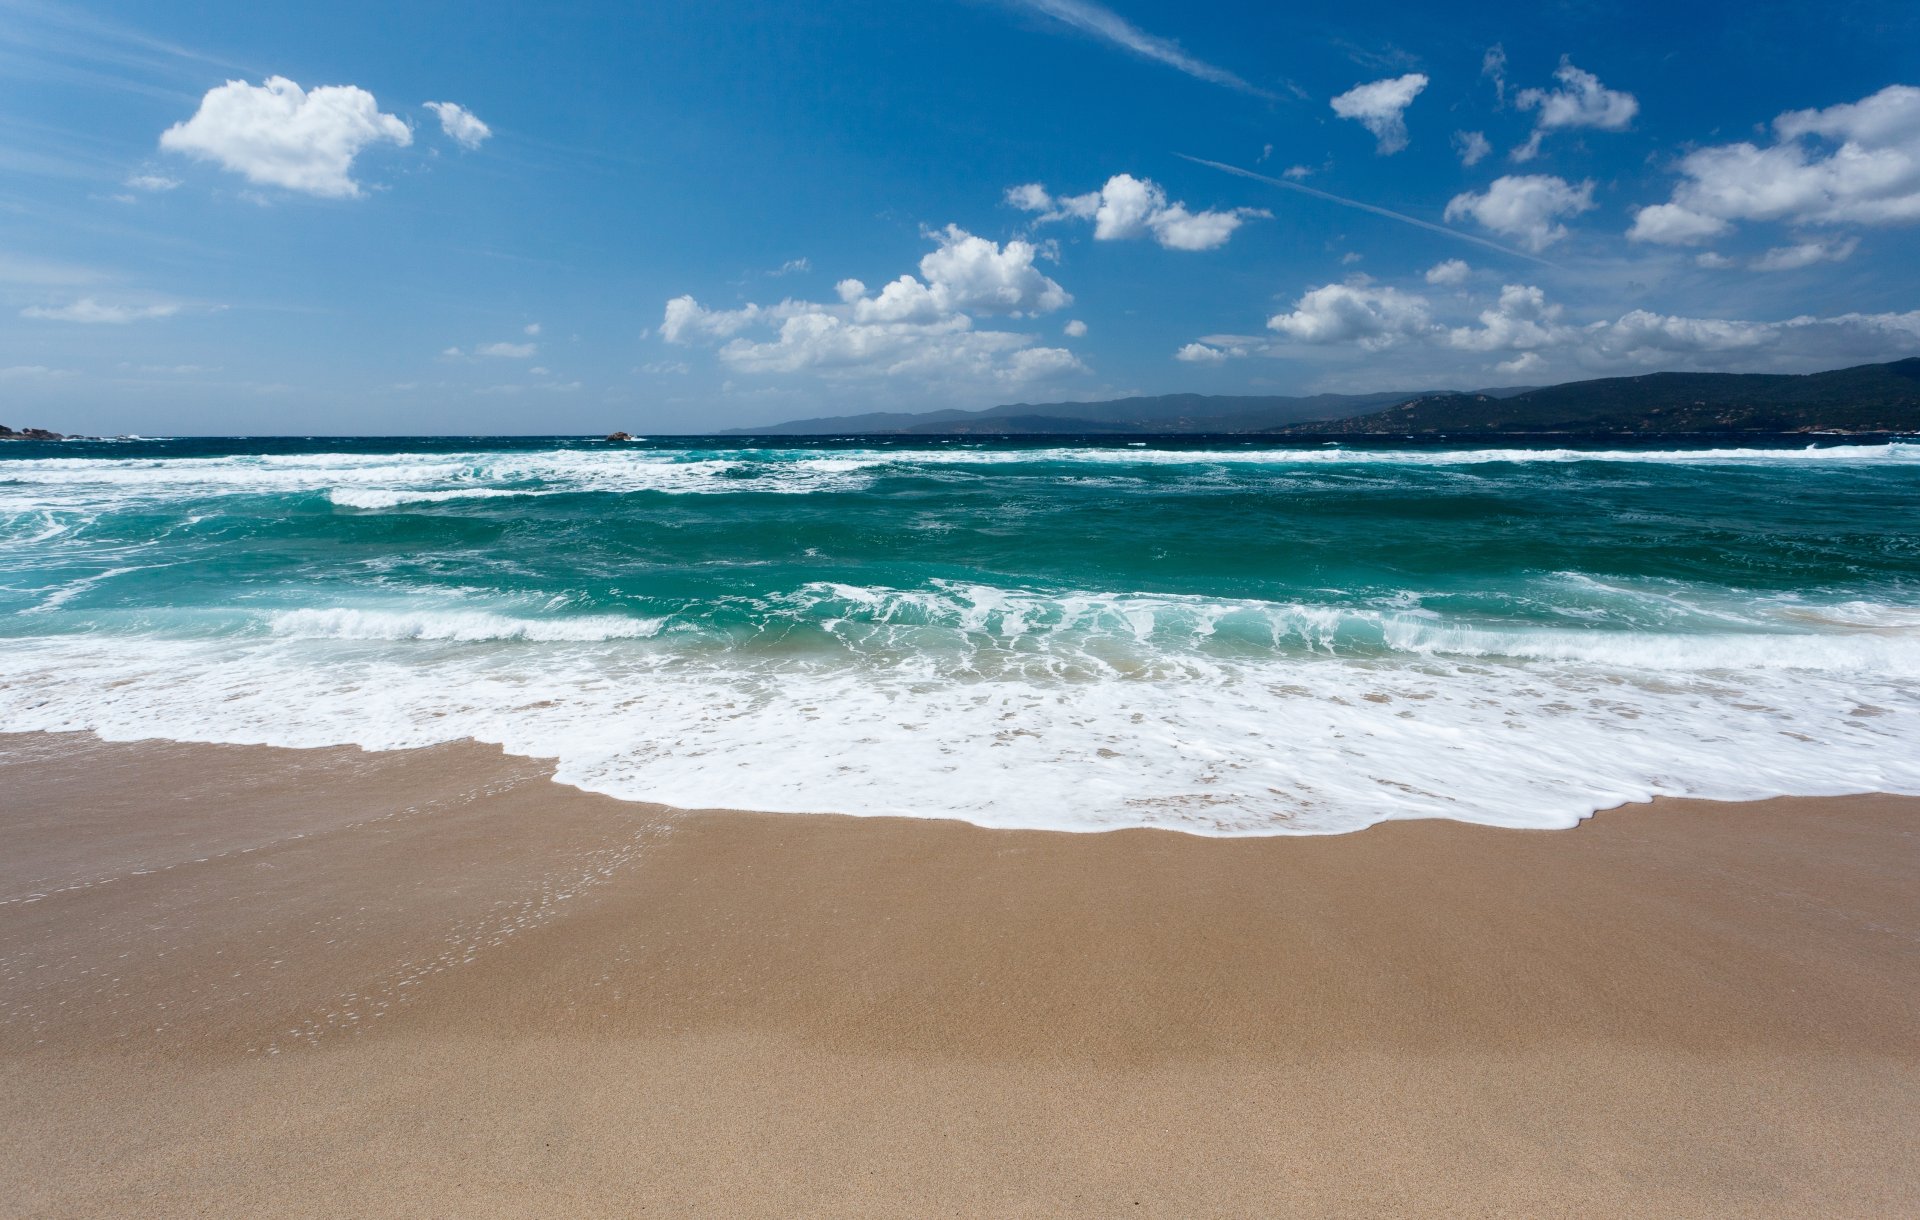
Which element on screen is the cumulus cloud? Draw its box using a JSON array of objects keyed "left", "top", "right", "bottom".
[
  {"left": 662, "top": 297, "right": 763, "bottom": 344},
  {"left": 1267, "top": 282, "right": 1433, "bottom": 347},
  {"left": 1628, "top": 84, "right": 1920, "bottom": 245},
  {"left": 1511, "top": 58, "right": 1639, "bottom": 161},
  {"left": 160, "top": 76, "right": 412, "bottom": 198},
  {"left": 21, "top": 298, "right": 179, "bottom": 323},
  {"left": 1453, "top": 130, "right": 1491, "bottom": 167},
  {"left": 1626, "top": 203, "right": 1731, "bottom": 246},
  {"left": 1175, "top": 342, "right": 1228, "bottom": 363},
  {"left": 1007, "top": 173, "right": 1267, "bottom": 250},
  {"left": 1444, "top": 174, "right": 1595, "bottom": 251},
  {"left": 1064, "top": 319, "right": 1088, "bottom": 337},
  {"left": 1251, "top": 277, "right": 1920, "bottom": 375},
  {"left": 1425, "top": 258, "right": 1471, "bottom": 286},
  {"left": 916, "top": 224, "right": 1071, "bottom": 312},
  {"left": 661, "top": 226, "right": 1082, "bottom": 387},
  {"left": 125, "top": 173, "right": 179, "bottom": 192},
  {"left": 425, "top": 101, "right": 491, "bottom": 150},
  {"left": 1329, "top": 73, "right": 1429, "bottom": 155}
]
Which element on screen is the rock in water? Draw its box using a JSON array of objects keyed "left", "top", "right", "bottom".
[{"left": 0, "top": 424, "right": 64, "bottom": 441}]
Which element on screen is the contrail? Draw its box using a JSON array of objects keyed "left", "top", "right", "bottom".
[
  {"left": 1009, "top": 0, "right": 1273, "bottom": 99},
  {"left": 1177, "top": 154, "right": 1555, "bottom": 266}
]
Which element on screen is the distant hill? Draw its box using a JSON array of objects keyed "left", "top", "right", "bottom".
[
  {"left": 712, "top": 358, "right": 1920, "bottom": 437},
  {"left": 1274, "top": 358, "right": 1920, "bottom": 436},
  {"left": 720, "top": 390, "right": 1507, "bottom": 435}
]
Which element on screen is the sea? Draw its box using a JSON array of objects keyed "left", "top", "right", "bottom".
[{"left": 3, "top": 434, "right": 1918, "bottom": 835}]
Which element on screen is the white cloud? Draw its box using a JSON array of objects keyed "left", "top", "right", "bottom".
[
  {"left": 425, "top": 101, "right": 491, "bottom": 150},
  {"left": 523, "top": 322, "right": 542, "bottom": 335},
  {"left": 125, "top": 173, "right": 179, "bottom": 192},
  {"left": 1329, "top": 73, "right": 1429, "bottom": 155},
  {"left": 475, "top": 341, "right": 537, "bottom": 358},
  {"left": 1626, "top": 203, "right": 1732, "bottom": 245},
  {"left": 720, "top": 312, "right": 1078, "bottom": 383},
  {"left": 1694, "top": 252, "right": 1736, "bottom": 269},
  {"left": 1283, "top": 164, "right": 1314, "bottom": 180},
  {"left": 770, "top": 258, "right": 812, "bottom": 277},
  {"left": 916, "top": 224, "right": 1070, "bottom": 313},
  {"left": 1175, "top": 342, "right": 1228, "bottom": 363},
  {"left": 1444, "top": 175, "right": 1595, "bottom": 251},
  {"left": 1483, "top": 45, "right": 1508, "bottom": 106},
  {"left": 1750, "top": 236, "right": 1859, "bottom": 271},
  {"left": 1441, "top": 284, "right": 1565, "bottom": 354},
  {"left": 160, "top": 76, "right": 412, "bottom": 198},
  {"left": 1511, "top": 58, "right": 1639, "bottom": 161},
  {"left": 1252, "top": 277, "right": 1920, "bottom": 375},
  {"left": 1004, "top": 183, "right": 1053, "bottom": 212},
  {"left": 1064, "top": 319, "right": 1088, "bottom": 337},
  {"left": 661, "top": 226, "right": 1084, "bottom": 388},
  {"left": 21, "top": 298, "right": 179, "bottom": 323},
  {"left": 638, "top": 360, "right": 690, "bottom": 375},
  {"left": 1628, "top": 85, "right": 1920, "bottom": 245},
  {"left": 661, "top": 297, "right": 765, "bottom": 344},
  {"left": 1424, "top": 258, "right": 1471, "bottom": 286},
  {"left": 1008, "top": 0, "right": 1266, "bottom": 95},
  {"left": 1267, "top": 282, "right": 1433, "bottom": 347},
  {"left": 1453, "top": 130, "right": 1491, "bottom": 167},
  {"left": 1010, "top": 173, "right": 1266, "bottom": 250}
]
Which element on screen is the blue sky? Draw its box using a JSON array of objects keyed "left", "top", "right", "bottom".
[{"left": 3, "top": 0, "right": 1918, "bottom": 434}]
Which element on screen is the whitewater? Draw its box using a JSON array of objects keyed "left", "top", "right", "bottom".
[{"left": 3, "top": 435, "right": 1917, "bottom": 834}]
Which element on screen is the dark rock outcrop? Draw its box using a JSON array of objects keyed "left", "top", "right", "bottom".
[
  {"left": 0, "top": 424, "right": 63, "bottom": 441},
  {"left": 605, "top": 431, "right": 633, "bottom": 442}
]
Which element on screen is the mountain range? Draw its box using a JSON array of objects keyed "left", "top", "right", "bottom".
[{"left": 724, "top": 358, "right": 1920, "bottom": 437}]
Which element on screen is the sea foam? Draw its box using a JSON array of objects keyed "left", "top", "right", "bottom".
[
  {"left": 3, "top": 582, "right": 1917, "bottom": 835},
  {"left": 5, "top": 439, "right": 1919, "bottom": 836}
]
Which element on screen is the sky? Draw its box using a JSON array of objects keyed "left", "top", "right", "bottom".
[{"left": 3, "top": 0, "right": 1919, "bottom": 435}]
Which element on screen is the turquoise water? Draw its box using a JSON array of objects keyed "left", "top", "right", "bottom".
[{"left": 3, "top": 434, "right": 1918, "bottom": 833}]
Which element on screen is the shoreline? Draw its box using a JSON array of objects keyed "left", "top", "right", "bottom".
[
  {"left": 6, "top": 728, "right": 1914, "bottom": 841},
  {"left": 4, "top": 730, "right": 1917, "bottom": 1215}
]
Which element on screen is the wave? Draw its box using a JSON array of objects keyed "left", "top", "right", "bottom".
[
  {"left": 2, "top": 441, "right": 1913, "bottom": 519},
  {"left": 735, "top": 581, "right": 1920, "bottom": 676},
  {"left": 268, "top": 607, "right": 666, "bottom": 643},
  {"left": 3, "top": 612, "right": 1916, "bottom": 835},
  {"left": 327, "top": 487, "right": 559, "bottom": 509}
]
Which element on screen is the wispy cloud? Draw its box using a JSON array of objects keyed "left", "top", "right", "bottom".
[
  {"left": 0, "top": 0, "right": 247, "bottom": 100},
  {"left": 1176, "top": 155, "right": 1555, "bottom": 265},
  {"left": 21, "top": 297, "right": 179, "bottom": 323},
  {"left": 1006, "top": 0, "right": 1270, "bottom": 97}
]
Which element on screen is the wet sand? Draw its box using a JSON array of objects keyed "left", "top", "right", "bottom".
[{"left": 1, "top": 730, "right": 1916, "bottom": 1216}]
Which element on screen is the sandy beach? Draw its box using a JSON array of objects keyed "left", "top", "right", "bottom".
[{"left": 2, "top": 729, "right": 1916, "bottom": 1217}]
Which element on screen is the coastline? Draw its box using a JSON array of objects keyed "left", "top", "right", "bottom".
[{"left": 3, "top": 730, "right": 1917, "bottom": 1216}]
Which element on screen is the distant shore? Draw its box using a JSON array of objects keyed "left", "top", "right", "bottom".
[{"left": 4, "top": 730, "right": 1916, "bottom": 1215}]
